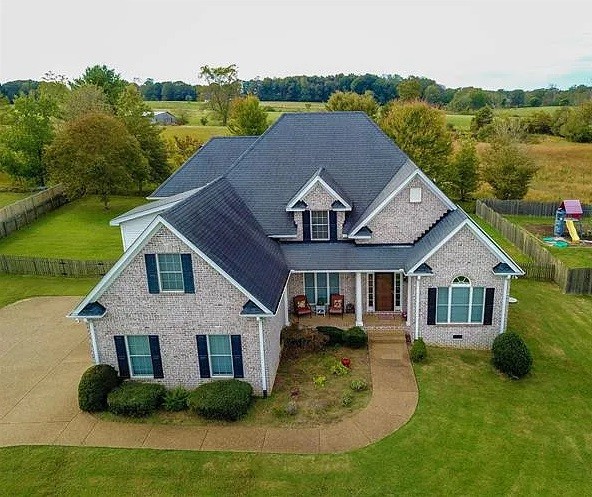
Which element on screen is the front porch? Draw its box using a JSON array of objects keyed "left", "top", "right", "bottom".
[{"left": 291, "top": 312, "right": 409, "bottom": 333}]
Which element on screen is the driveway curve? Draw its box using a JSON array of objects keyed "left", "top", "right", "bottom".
[{"left": 0, "top": 297, "right": 418, "bottom": 453}]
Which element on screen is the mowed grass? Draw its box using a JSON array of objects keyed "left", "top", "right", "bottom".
[
  {"left": 160, "top": 125, "right": 230, "bottom": 143},
  {"left": 0, "top": 192, "right": 28, "bottom": 208},
  {"left": 1, "top": 277, "right": 591, "bottom": 495},
  {"left": 0, "top": 195, "right": 146, "bottom": 260},
  {"left": 0, "top": 274, "right": 98, "bottom": 308},
  {"left": 445, "top": 113, "right": 472, "bottom": 131}
]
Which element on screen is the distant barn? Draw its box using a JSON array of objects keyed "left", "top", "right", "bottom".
[{"left": 151, "top": 111, "right": 177, "bottom": 125}]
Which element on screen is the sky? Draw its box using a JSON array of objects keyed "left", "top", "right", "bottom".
[{"left": 1, "top": 0, "right": 591, "bottom": 90}]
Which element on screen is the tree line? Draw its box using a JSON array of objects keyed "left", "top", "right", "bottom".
[{"left": 3, "top": 74, "right": 592, "bottom": 111}]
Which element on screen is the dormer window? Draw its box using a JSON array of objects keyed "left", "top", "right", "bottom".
[{"left": 310, "top": 211, "right": 329, "bottom": 240}]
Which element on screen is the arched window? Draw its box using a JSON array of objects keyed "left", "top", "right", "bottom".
[{"left": 436, "top": 276, "right": 485, "bottom": 324}]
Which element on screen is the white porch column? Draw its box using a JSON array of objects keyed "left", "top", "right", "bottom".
[
  {"left": 355, "top": 272, "right": 363, "bottom": 327},
  {"left": 414, "top": 276, "right": 421, "bottom": 340},
  {"left": 283, "top": 288, "right": 290, "bottom": 326},
  {"left": 499, "top": 276, "right": 510, "bottom": 334},
  {"left": 406, "top": 276, "right": 412, "bottom": 326}
]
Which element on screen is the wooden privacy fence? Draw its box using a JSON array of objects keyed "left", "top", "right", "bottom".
[
  {"left": 0, "top": 185, "right": 68, "bottom": 239},
  {"left": 0, "top": 255, "right": 115, "bottom": 277},
  {"left": 476, "top": 200, "right": 592, "bottom": 294},
  {"left": 482, "top": 199, "right": 592, "bottom": 217}
]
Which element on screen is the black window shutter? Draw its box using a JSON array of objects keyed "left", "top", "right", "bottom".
[
  {"left": 196, "top": 335, "right": 210, "bottom": 378},
  {"left": 145, "top": 254, "right": 160, "bottom": 294},
  {"left": 231, "top": 335, "right": 244, "bottom": 378},
  {"left": 483, "top": 288, "right": 495, "bottom": 325},
  {"left": 114, "top": 336, "right": 130, "bottom": 378},
  {"left": 427, "top": 287, "right": 437, "bottom": 325},
  {"left": 181, "top": 254, "right": 195, "bottom": 293},
  {"left": 303, "top": 211, "right": 311, "bottom": 241},
  {"left": 329, "top": 210, "right": 337, "bottom": 241},
  {"left": 148, "top": 335, "right": 164, "bottom": 378}
]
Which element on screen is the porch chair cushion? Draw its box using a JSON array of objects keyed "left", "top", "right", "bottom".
[
  {"left": 293, "top": 295, "right": 312, "bottom": 317},
  {"left": 328, "top": 294, "right": 345, "bottom": 316}
]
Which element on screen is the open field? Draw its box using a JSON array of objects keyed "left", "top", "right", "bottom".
[
  {"left": 1, "top": 275, "right": 591, "bottom": 495},
  {"left": 159, "top": 125, "right": 230, "bottom": 143},
  {"left": 0, "top": 195, "right": 146, "bottom": 260},
  {"left": 0, "top": 192, "right": 28, "bottom": 208},
  {"left": 445, "top": 113, "right": 472, "bottom": 131}
]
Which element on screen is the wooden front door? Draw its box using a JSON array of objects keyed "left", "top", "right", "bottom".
[{"left": 375, "top": 273, "right": 394, "bottom": 311}]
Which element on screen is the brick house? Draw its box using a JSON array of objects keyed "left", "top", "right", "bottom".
[{"left": 70, "top": 112, "right": 522, "bottom": 396}]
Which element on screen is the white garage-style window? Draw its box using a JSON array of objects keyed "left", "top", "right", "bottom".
[{"left": 436, "top": 276, "right": 485, "bottom": 324}]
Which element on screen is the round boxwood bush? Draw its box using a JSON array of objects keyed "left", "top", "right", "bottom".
[
  {"left": 492, "top": 331, "right": 533, "bottom": 379},
  {"left": 317, "top": 326, "right": 344, "bottom": 345},
  {"left": 107, "top": 381, "right": 166, "bottom": 417},
  {"left": 78, "top": 364, "right": 120, "bottom": 412},
  {"left": 342, "top": 326, "right": 368, "bottom": 348},
  {"left": 410, "top": 338, "right": 427, "bottom": 363},
  {"left": 188, "top": 379, "right": 253, "bottom": 421}
]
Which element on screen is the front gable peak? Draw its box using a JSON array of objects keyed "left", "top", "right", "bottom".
[{"left": 286, "top": 168, "right": 352, "bottom": 212}]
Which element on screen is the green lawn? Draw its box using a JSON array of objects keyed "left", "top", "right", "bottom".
[
  {"left": 0, "top": 274, "right": 98, "bottom": 308},
  {"left": 445, "top": 113, "right": 472, "bottom": 131},
  {"left": 1, "top": 277, "right": 591, "bottom": 495},
  {"left": 159, "top": 125, "right": 230, "bottom": 143},
  {"left": 0, "top": 192, "right": 28, "bottom": 208},
  {"left": 0, "top": 195, "right": 146, "bottom": 260}
]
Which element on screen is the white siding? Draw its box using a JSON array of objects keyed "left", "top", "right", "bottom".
[{"left": 121, "top": 215, "right": 158, "bottom": 251}]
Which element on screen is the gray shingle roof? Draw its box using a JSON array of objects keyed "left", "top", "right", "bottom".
[
  {"left": 162, "top": 177, "right": 289, "bottom": 313},
  {"left": 281, "top": 242, "right": 412, "bottom": 272},
  {"left": 150, "top": 136, "right": 257, "bottom": 198},
  {"left": 225, "top": 112, "right": 409, "bottom": 236}
]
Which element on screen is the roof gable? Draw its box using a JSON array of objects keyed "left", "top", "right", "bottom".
[{"left": 286, "top": 167, "right": 352, "bottom": 211}]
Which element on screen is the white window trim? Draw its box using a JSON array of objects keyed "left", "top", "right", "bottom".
[
  {"left": 207, "top": 335, "right": 234, "bottom": 378},
  {"left": 125, "top": 335, "right": 154, "bottom": 379},
  {"left": 436, "top": 277, "right": 485, "bottom": 324},
  {"left": 156, "top": 253, "right": 185, "bottom": 293},
  {"left": 310, "top": 210, "right": 330, "bottom": 241},
  {"left": 303, "top": 272, "right": 340, "bottom": 305}
]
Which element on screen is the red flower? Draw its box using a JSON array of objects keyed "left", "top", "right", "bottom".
[{"left": 341, "top": 357, "right": 351, "bottom": 368}]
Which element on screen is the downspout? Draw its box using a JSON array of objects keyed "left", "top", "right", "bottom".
[
  {"left": 499, "top": 276, "right": 510, "bottom": 334},
  {"left": 257, "top": 317, "right": 268, "bottom": 397},
  {"left": 414, "top": 276, "right": 421, "bottom": 340},
  {"left": 87, "top": 320, "right": 100, "bottom": 364}
]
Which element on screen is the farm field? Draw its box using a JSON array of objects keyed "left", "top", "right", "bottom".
[
  {"left": 1, "top": 276, "right": 591, "bottom": 495},
  {"left": 0, "top": 195, "right": 146, "bottom": 260},
  {"left": 159, "top": 125, "right": 230, "bottom": 143}
]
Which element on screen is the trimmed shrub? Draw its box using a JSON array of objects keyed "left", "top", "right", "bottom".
[
  {"left": 78, "top": 364, "right": 120, "bottom": 412},
  {"left": 163, "top": 386, "right": 190, "bottom": 412},
  {"left": 410, "top": 338, "right": 427, "bottom": 363},
  {"left": 342, "top": 326, "right": 368, "bottom": 348},
  {"left": 188, "top": 380, "right": 253, "bottom": 421},
  {"left": 317, "top": 326, "right": 344, "bottom": 345},
  {"left": 107, "top": 381, "right": 166, "bottom": 417},
  {"left": 492, "top": 331, "right": 533, "bottom": 379}
]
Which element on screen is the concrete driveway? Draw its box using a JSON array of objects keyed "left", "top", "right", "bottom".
[
  {"left": 0, "top": 296, "right": 418, "bottom": 453},
  {"left": 0, "top": 296, "right": 94, "bottom": 445}
]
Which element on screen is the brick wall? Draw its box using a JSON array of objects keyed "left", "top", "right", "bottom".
[
  {"left": 408, "top": 225, "right": 510, "bottom": 349},
  {"left": 360, "top": 177, "right": 449, "bottom": 244},
  {"left": 91, "top": 226, "right": 277, "bottom": 395}
]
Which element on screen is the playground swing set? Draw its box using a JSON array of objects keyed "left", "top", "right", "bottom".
[{"left": 546, "top": 200, "right": 586, "bottom": 247}]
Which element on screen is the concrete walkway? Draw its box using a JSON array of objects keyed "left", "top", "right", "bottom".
[{"left": 0, "top": 297, "right": 418, "bottom": 454}]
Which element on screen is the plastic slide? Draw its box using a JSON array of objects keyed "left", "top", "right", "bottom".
[{"left": 565, "top": 219, "right": 580, "bottom": 242}]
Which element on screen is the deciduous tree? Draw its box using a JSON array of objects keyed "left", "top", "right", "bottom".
[
  {"left": 0, "top": 90, "right": 58, "bottom": 186},
  {"left": 379, "top": 101, "right": 452, "bottom": 184},
  {"left": 227, "top": 95, "right": 269, "bottom": 135},
  {"left": 46, "top": 113, "right": 148, "bottom": 208},
  {"left": 448, "top": 139, "right": 479, "bottom": 201},
  {"left": 325, "top": 91, "right": 379, "bottom": 118},
  {"left": 62, "top": 85, "right": 112, "bottom": 121},
  {"left": 397, "top": 78, "right": 422, "bottom": 101},
  {"left": 73, "top": 65, "right": 126, "bottom": 107},
  {"left": 166, "top": 135, "right": 202, "bottom": 168},
  {"left": 199, "top": 65, "right": 241, "bottom": 125}
]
